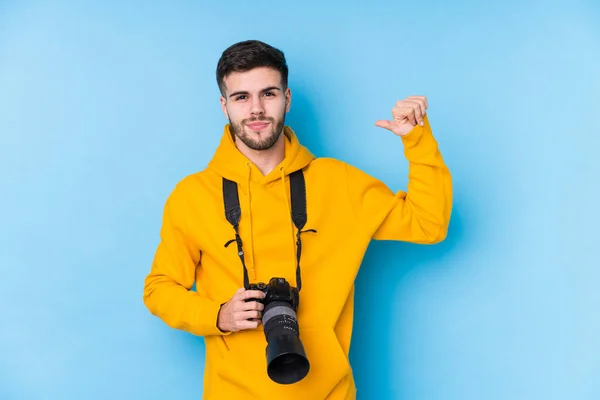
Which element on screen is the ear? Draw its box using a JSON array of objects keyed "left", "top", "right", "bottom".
[
  {"left": 220, "top": 96, "right": 229, "bottom": 119},
  {"left": 285, "top": 87, "right": 292, "bottom": 113}
]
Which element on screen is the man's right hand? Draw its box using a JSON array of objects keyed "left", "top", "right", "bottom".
[{"left": 217, "top": 288, "right": 266, "bottom": 333}]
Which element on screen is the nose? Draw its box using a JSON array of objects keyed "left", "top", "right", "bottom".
[{"left": 250, "top": 96, "right": 265, "bottom": 117}]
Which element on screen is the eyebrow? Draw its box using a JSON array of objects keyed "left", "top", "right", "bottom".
[{"left": 228, "top": 86, "right": 282, "bottom": 98}]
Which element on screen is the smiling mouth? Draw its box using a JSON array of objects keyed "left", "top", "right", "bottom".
[{"left": 246, "top": 121, "right": 270, "bottom": 130}]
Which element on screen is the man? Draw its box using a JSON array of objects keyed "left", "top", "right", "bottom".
[{"left": 143, "top": 40, "right": 452, "bottom": 399}]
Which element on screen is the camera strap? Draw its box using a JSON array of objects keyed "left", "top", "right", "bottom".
[{"left": 222, "top": 169, "right": 315, "bottom": 291}]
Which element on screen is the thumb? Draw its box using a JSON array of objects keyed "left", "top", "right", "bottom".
[{"left": 375, "top": 120, "right": 394, "bottom": 131}]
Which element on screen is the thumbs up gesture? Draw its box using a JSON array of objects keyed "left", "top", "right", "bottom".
[{"left": 375, "top": 96, "right": 428, "bottom": 137}]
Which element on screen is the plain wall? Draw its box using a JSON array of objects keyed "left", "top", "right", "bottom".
[{"left": 1, "top": 1, "right": 599, "bottom": 399}]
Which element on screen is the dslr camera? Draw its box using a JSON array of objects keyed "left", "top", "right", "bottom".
[{"left": 248, "top": 277, "right": 309, "bottom": 384}]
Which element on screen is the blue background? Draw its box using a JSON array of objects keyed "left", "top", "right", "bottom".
[{"left": 1, "top": 1, "right": 599, "bottom": 399}]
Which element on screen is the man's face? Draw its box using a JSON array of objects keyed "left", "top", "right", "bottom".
[{"left": 220, "top": 67, "right": 291, "bottom": 151}]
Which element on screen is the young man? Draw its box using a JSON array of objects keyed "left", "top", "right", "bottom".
[{"left": 143, "top": 40, "right": 452, "bottom": 399}]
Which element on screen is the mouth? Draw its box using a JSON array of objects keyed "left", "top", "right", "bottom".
[{"left": 246, "top": 121, "right": 270, "bottom": 131}]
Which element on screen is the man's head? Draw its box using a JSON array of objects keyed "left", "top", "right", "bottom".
[{"left": 216, "top": 40, "right": 291, "bottom": 152}]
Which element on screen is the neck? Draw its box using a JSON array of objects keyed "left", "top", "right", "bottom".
[{"left": 235, "top": 134, "right": 285, "bottom": 176}]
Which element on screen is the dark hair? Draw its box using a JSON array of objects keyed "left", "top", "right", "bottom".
[{"left": 216, "top": 40, "right": 288, "bottom": 96}]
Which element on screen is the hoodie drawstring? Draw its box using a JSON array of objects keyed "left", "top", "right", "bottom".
[
  {"left": 280, "top": 166, "right": 290, "bottom": 212},
  {"left": 224, "top": 164, "right": 316, "bottom": 291}
]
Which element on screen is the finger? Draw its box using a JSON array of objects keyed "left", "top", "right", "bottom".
[
  {"left": 393, "top": 102, "right": 413, "bottom": 123},
  {"left": 236, "top": 319, "right": 260, "bottom": 330},
  {"left": 406, "top": 98, "right": 425, "bottom": 121},
  {"left": 404, "top": 100, "right": 423, "bottom": 125},
  {"left": 236, "top": 300, "right": 263, "bottom": 312},
  {"left": 394, "top": 107, "right": 417, "bottom": 126},
  {"left": 243, "top": 301, "right": 264, "bottom": 311},
  {"left": 238, "top": 310, "right": 262, "bottom": 321},
  {"left": 374, "top": 120, "right": 395, "bottom": 131},
  {"left": 407, "top": 96, "right": 428, "bottom": 114},
  {"left": 417, "top": 95, "right": 428, "bottom": 110},
  {"left": 406, "top": 96, "right": 429, "bottom": 114},
  {"left": 231, "top": 287, "right": 245, "bottom": 300},
  {"left": 239, "top": 290, "right": 266, "bottom": 301},
  {"left": 234, "top": 299, "right": 262, "bottom": 312}
]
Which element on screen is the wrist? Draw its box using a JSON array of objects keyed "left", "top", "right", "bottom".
[{"left": 217, "top": 303, "right": 229, "bottom": 333}]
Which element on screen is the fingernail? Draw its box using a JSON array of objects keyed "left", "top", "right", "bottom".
[{"left": 420, "top": 121, "right": 424, "bottom": 126}]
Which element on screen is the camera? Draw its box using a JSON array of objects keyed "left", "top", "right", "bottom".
[{"left": 248, "top": 277, "right": 309, "bottom": 384}]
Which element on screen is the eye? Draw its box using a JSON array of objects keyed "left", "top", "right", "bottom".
[
  {"left": 235, "top": 95, "right": 247, "bottom": 101},
  {"left": 263, "top": 92, "right": 275, "bottom": 97}
]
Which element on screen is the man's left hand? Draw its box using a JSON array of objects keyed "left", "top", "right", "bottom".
[{"left": 375, "top": 95, "right": 428, "bottom": 137}]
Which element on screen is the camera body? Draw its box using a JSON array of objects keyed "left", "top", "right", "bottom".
[{"left": 248, "top": 277, "right": 299, "bottom": 310}]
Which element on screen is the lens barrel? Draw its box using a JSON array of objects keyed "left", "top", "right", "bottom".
[{"left": 262, "top": 301, "right": 309, "bottom": 384}]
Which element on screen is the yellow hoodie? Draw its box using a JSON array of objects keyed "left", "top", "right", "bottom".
[{"left": 143, "top": 115, "right": 452, "bottom": 399}]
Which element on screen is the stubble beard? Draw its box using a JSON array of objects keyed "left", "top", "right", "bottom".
[{"left": 230, "top": 114, "right": 286, "bottom": 151}]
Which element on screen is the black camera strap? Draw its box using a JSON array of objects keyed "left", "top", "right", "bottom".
[{"left": 222, "top": 169, "right": 315, "bottom": 291}]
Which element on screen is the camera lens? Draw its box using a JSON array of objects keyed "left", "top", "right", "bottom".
[{"left": 261, "top": 301, "right": 309, "bottom": 384}]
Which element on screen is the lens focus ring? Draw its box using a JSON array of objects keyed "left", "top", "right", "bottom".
[{"left": 262, "top": 304, "right": 297, "bottom": 326}]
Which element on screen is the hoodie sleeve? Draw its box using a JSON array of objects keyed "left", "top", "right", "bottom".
[
  {"left": 346, "top": 115, "right": 452, "bottom": 244},
  {"left": 143, "top": 185, "right": 230, "bottom": 337}
]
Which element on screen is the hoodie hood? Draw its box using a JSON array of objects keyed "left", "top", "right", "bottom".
[{"left": 207, "top": 124, "right": 315, "bottom": 185}]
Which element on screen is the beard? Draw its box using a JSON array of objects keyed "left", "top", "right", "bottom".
[{"left": 229, "top": 113, "right": 286, "bottom": 151}]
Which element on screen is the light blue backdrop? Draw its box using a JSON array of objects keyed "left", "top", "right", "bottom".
[{"left": 1, "top": 1, "right": 599, "bottom": 399}]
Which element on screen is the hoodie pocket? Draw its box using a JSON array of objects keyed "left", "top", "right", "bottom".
[{"left": 216, "top": 326, "right": 351, "bottom": 399}]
